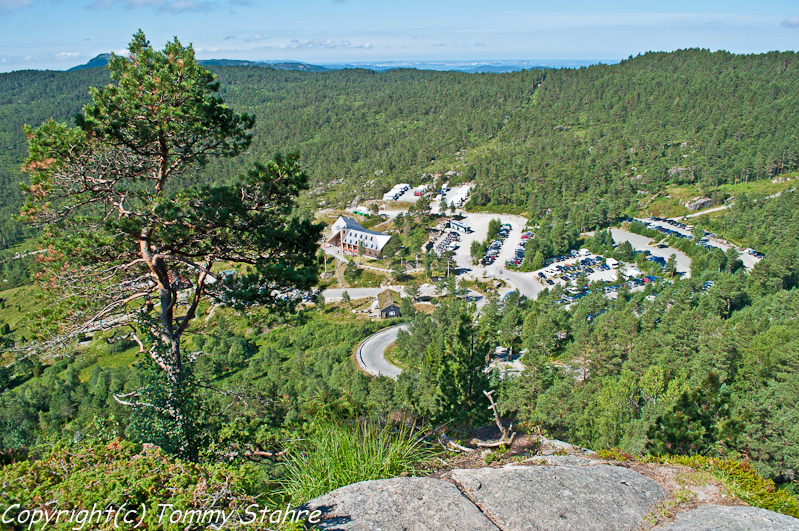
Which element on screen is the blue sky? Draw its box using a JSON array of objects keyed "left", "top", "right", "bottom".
[{"left": 1, "top": 0, "right": 797, "bottom": 72}]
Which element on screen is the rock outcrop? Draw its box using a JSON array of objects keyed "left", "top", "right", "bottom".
[
  {"left": 686, "top": 197, "right": 713, "bottom": 211},
  {"left": 302, "top": 476, "right": 500, "bottom": 530},
  {"left": 450, "top": 464, "right": 667, "bottom": 531},
  {"left": 657, "top": 505, "right": 799, "bottom": 530},
  {"left": 302, "top": 454, "right": 799, "bottom": 531}
]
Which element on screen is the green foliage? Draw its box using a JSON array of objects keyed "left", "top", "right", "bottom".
[
  {"left": 519, "top": 216, "right": 582, "bottom": 268},
  {"left": 279, "top": 420, "right": 430, "bottom": 504},
  {"left": 484, "top": 444, "right": 509, "bottom": 465},
  {"left": 740, "top": 373, "right": 799, "bottom": 483},
  {"left": 0, "top": 438, "right": 275, "bottom": 531},
  {"left": 595, "top": 449, "right": 799, "bottom": 519},
  {"left": 626, "top": 221, "right": 663, "bottom": 241},
  {"left": 394, "top": 298, "right": 495, "bottom": 423},
  {"left": 646, "top": 373, "right": 742, "bottom": 457},
  {"left": 344, "top": 259, "right": 359, "bottom": 281},
  {"left": 487, "top": 218, "right": 502, "bottom": 241},
  {"left": 470, "top": 239, "right": 487, "bottom": 262},
  {"left": 647, "top": 454, "right": 799, "bottom": 519},
  {"left": 595, "top": 448, "right": 634, "bottom": 462},
  {"left": 472, "top": 50, "right": 799, "bottom": 215},
  {"left": 3, "top": 49, "right": 799, "bottom": 256},
  {"left": 125, "top": 352, "right": 207, "bottom": 461},
  {"left": 5, "top": 47, "right": 799, "bottom": 506},
  {"left": 0, "top": 356, "right": 133, "bottom": 449}
]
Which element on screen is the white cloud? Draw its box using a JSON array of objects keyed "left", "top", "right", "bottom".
[
  {"left": 55, "top": 52, "right": 81, "bottom": 60},
  {"left": 271, "top": 38, "right": 364, "bottom": 51},
  {"left": 782, "top": 16, "right": 799, "bottom": 28},
  {"left": 84, "top": 0, "right": 212, "bottom": 11},
  {"left": 0, "top": 0, "right": 35, "bottom": 10},
  {"left": 290, "top": 38, "right": 353, "bottom": 49},
  {"left": 85, "top": 0, "right": 113, "bottom": 8},
  {"left": 158, "top": 0, "right": 213, "bottom": 13},
  {"left": 246, "top": 34, "right": 266, "bottom": 42}
]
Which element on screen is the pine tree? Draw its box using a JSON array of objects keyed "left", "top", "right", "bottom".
[
  {"left": 20, "top": 31, "right": 322, "bottom": 458},
  {"left": 646, "top": 373, "right": 741, "bottom": 456}
]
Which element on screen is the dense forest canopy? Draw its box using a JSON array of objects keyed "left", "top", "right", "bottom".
[{"left": 2, "top": 49, "right": 798, "bottom": 251}]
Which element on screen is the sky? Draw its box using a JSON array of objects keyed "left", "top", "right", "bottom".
[{"left": 0, "top": 0, "right": 797, "bottom": 72}]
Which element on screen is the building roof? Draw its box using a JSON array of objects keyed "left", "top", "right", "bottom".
[
  {"left": 331, "top": 216, "right": 366, "bottom": 233},
  {"left": 378, "top": 289, "right": 401, "bottom": 309},
  {"left": 330, "top": 216, "right": 392, "bottom": 251}
]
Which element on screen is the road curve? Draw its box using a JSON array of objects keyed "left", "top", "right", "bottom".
[{"left": 356, "top": 324, "right": 407, "bottom": 380}]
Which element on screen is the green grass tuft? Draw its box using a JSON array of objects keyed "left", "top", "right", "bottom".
[{"left": 280, "top": 420, "right": 431, "bottom": 504}]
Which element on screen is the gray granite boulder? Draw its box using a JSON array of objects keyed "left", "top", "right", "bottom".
[
  {"left": 451, "top": 464, "right": 668, "bottom": 531},
  {"left": 686, "top": 197, "right": 714, "bottom": 211},
  {"left": 517, "top": 455, "right": 612, "bottom": 467},
  {"left": 300, "top": 476, "right": 499, "bottom": 531},
  {"left": 654, "top": 505, "right": 799, "bottom": 530}
]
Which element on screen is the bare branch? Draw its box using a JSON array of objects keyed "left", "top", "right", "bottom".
[{"left": 438, "top": 433, "right": 476, "bottom": 453}]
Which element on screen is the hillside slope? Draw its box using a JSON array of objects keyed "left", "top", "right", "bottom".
[{"left": 2, "top": 49, "right": 797, "bottom": 250}]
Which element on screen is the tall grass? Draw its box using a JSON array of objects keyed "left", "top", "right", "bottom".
[{"left": 280, "top": 420, "right": 430, "bottom": 504}]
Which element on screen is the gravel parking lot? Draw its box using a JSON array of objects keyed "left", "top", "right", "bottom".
[
  {"left": 610, "top": 228, "right": 692, "bottom": 278},
  {"left": 634, "top": 217, "right": 761, "bottom": 270},
  {"left": 445, "top": 212, "right": 546, "bottom": 299}
]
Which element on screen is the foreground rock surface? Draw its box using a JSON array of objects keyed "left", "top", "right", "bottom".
[
  {"left": 451, "top": 465, "right": 667, "bottom": 531},
  {"left": 300, "top": 476, "right": 500, "bottom": 531},
  {"left": 302, "top": 457, "right": 799, "bottom": 531},
  {"left": 656, "top": 505, "right": 799, "bottom": 530}
]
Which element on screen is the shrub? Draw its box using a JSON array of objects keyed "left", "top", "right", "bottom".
[
  {"left": 0, "top": 438, "right": 301, "bottom": 530},
  {"left": 644, "top": 454, "right": 799, "bottom": 519}
]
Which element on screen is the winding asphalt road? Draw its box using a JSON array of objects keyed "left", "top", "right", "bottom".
[{"left": 356, "top": 324, "right": 407, "bottom": 380}]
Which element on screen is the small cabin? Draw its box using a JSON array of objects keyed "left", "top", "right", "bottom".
[{"left": 378, "top": 289, "right": 402, "bottom": 319}]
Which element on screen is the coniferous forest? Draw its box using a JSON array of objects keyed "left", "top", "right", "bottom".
[{"left": 2, "top": 46, "right": 799, "bottom": 524}]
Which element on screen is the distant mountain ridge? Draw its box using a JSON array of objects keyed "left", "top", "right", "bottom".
[
  {"left": 318, "top": 59, "right": 607, "bottom": 72},
  {"left": 68, "top": 54, "right": 329, "bottom": 72},
  {"left": 66, "top": 54, "right": 606, "bottom": 73},
  {"left": 67, "top": 53, "right": 114, "bottom": 71}
]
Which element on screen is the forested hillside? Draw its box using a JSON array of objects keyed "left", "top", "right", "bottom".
[
  {"left": 472, "top": 50, "right": 799, "bottom": 216},
  {"left": 2, "top": 49, "right": 798, "bottom": 251},
  {"left": 0, "top": 68, "right": 108, "bottom": 247}
]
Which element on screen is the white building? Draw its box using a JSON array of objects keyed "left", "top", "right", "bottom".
[{"left": 327, "top": 216, "right": 392, "bottom": 258}]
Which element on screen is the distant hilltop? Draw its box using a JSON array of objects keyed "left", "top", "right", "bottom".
[
  {"left": 68, "top": 54, "right": 611, "bottom": 73},
  {"left": 68, "top": 54, "right": 329, "bottom": 72}
]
